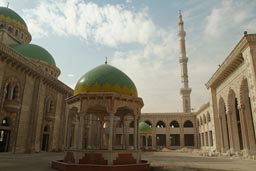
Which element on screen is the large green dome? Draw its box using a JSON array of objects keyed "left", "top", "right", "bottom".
[
  {"left": 0, "top": 7, "right": 27, "bottom": 29},
  {"left": 74, "top": 64, "right": 138, "bottom": 96},
  {"left": 10, "top": 44, "right": 56, "bottom": 66}
]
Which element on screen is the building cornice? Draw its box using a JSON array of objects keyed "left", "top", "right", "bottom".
[{"left": 206, "top": 34, "right": 256, "bottom": 89}]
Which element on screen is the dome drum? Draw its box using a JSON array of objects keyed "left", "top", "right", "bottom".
[{"left": 0, "top": 7, "right": 31, "bottom": 44}]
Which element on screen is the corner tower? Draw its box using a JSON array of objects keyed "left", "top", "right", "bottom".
[{"left": 178, "top": 12, "right": 192, "bottom": 113}]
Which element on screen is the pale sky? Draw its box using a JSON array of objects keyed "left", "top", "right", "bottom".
[{"left": 1, "top": 0, "right": 256, "bottom": 112}]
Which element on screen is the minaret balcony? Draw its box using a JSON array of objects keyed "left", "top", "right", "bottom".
[{"left": 180, "top": 88, "right": 191, "bottom": 94}]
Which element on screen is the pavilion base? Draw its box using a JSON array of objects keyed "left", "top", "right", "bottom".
[
  {"left": 52, "top": 160, "right": 150, "bottom": 171},
  {"left": 52, "top": 150, "right": 150, "bottom": 171}
]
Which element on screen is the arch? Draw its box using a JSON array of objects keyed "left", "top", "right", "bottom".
[
  {"left": 5, "top": 83, "right": 11, "bottom": 100},
  {"left": 1, "top": 117, "right": 11, "bottom": 126},
  {"left": 41, "top": 125, "right": 50, "bottom": 151},
  {"left": 183, "top": 120, "right": 193, "bottom": 128},
  {"left": 8, "top": 26, "right": 13, "bottom": 33},
  {"left": 207, "top": 112, "right": 211, "bottom": 122},
  {"left": 203, "top": 114, "right": 207, "bottom": 124},
  {"left": 218, "top": 96, "right": 230, "bottom": 151},
  {"left": 0, "top": 117, "right": 12, "bottom": 152},
  {"left": 199, "top": 116, "right": 203, "bottom": 126},
  {"left": 156, "top": 120, "right": 166, "bottom": 128},
  {"left": 227, "top": 88, "right": 243, "bottom": 151},
  {"left": 0, "top": 23, "right": 4, "bottom": 28},
  {"left": 239, "top": 78, "right": 256, "bottom": 151},
  {"left": 170, "top": 120, "right": 179, "bottom": 128},
  {"left": 144, "top": 120, "right": 152, "bottom": 128},
  {"left": 12, "top": 85, "right": 19, "bottom": 100},
  {"left": 15, "top": 29, "right": 18, "bottom": 36},
  {"left": 45, "top": 96, "right": 55, "bottom": 113},
  {"left": 129, "top": 121, "right": 134, "bottom": 128}
]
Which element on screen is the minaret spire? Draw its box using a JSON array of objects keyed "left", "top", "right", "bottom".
[{"left": 178, "top": 12, "right": 192, "bottom": 113}]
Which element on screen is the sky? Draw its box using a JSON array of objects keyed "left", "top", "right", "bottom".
[{"left": 1, "top": 0, "right": 256, "bottom": 112}]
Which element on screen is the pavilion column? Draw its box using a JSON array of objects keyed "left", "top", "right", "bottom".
[
  {"left": 87, "top": 114, "right": 92, "bottom": 149},
  {"left": 239, "top": 105, "right": 249, "bottom": 151},
  {"left": 74, "top": 115, "right": 80, "bottom": 149},
  {"left": 77, "top": 113, "right": 84, "bottom": 150},
  {"left": 227, "top": 111, "right": 234, "bottom": 153},
  {"left": 218, "top": 115, "right": 224, "bottom": 152},
  {"left": 100, "top": 115, "right": 105, "bottom": 149},
  {"left": 146, "top": 135, "right": 148, "bottom": 149},
  {"left": 134, "top": 116, "right": 138, "bottom": 150},
  {"left": 108, "top": 113, "right": 114, "bottom": 151},
  {"left": 122, "top": 116, "right": 126, "bottom": 149}
]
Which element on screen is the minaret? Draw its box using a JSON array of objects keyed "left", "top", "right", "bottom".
[{"left": 178, "top": 11, "right": 192, "bottom": 113}]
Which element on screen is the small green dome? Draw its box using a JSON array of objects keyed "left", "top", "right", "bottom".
[
  {"left": 74, "top": 64, "right": 138, "bottom": 96},
  {"left": 139, "top": 122, "right": 152, "bottom": 133},
  {"left": 0, "top": 7, "right": 27, "bottom": 29},
  {"left": 10, "top": 44, "right": 56, "bottom": 65}
]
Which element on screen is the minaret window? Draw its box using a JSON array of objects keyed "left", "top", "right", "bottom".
[
  {"left": 0, "top": 23, "right": 4, "bottom": 29},
  {"left": 15, "top": 30, "right": 18, "bottom": 36}
]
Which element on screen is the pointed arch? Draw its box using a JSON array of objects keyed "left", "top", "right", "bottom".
[
  {"left": 170, "top": 120, "right": 179, "bottom": 128},
  {"left": 156, "top": 120, "right": 166, "bottom": 128},
  {"left": 183, "top": 120, "right": 193, "bottom": 128}
]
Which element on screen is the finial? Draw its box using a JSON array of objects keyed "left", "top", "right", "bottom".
[
  {"left": 105, "top": 56, "right": 108, "bottom": 64},
  {"left": 179, "top": 10, "right": 182, "bottom": 16},
  {"left": 7, "top": 2, "right": 9, "bottom": 8}
]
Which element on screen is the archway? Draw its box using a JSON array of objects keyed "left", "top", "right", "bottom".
[
  {"left": 218, "top": 97, "right": 230, "bottom": 152},
  {"left": 240, "top": 79, "right": 256, "bottom": 152},
  {"left": 0, "top": 117, "right": 11, "bottom": 152},
  {"left": 41, "top": 125, "right": 50, "bottom": 151}
]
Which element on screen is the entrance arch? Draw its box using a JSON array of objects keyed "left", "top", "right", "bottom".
[
  {"left": 41, "top": 125, "right": 50, "bottom": 151},
  {"left": 0, "top": 117, "right": 11, "bottom": 152}
]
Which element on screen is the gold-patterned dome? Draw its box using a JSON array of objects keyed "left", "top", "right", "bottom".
[{"left": 74, "top": 64, "right": 138, "bottom": 96}]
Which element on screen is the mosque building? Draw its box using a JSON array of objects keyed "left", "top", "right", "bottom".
[{"left": 0, "top": 6, "right": 256, "bottom": 158}]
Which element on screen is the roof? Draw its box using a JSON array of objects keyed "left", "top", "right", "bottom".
[
  {"left": 0, "top": 7, "right": 27, "bottom": 29},
  {"left": 74, "top": 64, "right": 138, "bottom": 96},
  {"left": 10, "top": 44, "right": 56, "bottom": 66}
]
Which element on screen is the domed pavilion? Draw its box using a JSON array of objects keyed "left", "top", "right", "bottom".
[{"left": 52, "top": 63, "right": 149, "bottom": 171}]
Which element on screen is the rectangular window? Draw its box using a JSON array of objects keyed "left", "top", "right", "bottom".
[
  {"left": 202, "top": 133, "right": 204, "bottom": 146},
  {"left": 184, "top": 134, "right": 194, "bottom": 146},
  {"left": 205, "top": 132, "right": 209, "bottom": 146},
  {"left": 170, "top": 134, "right": 180, "bottom": 146},
  {"left": 209, "top": 131, "right": 213, "bottom": 146}
]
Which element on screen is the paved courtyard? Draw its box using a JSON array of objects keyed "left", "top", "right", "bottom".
[{"left": 0, "top": 151, "right": 256, "bottom": 171}]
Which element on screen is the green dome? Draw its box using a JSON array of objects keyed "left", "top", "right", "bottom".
[
  {"left": 10, "top": 44, "right": 56, "bottom": 65},
  {"left": 0, "top": 7, "right": 27, "bottom": 29},
  {"left": 139, "top": 122, "right": 152, "bottom": 133},
  {"left": 74, "top": 64, "right": 138, "bottom": 96}
]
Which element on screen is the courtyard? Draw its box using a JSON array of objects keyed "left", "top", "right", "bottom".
[{"left": 0, "top": 150, "right": 256, "bottom": 171}]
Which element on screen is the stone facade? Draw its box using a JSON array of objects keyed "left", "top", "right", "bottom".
[
  {"left": 0, "top": 43, "right": 73, "bottom": 153},
  {"left": 206, "top": 33, "right": 256, "bottom": 156}
]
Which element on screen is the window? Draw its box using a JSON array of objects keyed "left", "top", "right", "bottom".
[
  {"left": 156, "top": 121, "right": 166, "bottom": 128},
  {"left": 129, "top": 121, "right": 134, "bottom": 128},
  {"left": 183, "top": 120, "right": 193, "bottom": 127},
  {"left": 8, "top": 26, "right": 12, "bottom": 33},
  {"left": 170, "top": 134, "right": 180, "bottom": 146},
  {"left": 203, "top": 115, "right": 207, "bottom": 124},
  {"left": 209, "top": 131, "right": 213, "bottom": 146},
  {"left": 170, "top": 120, "right": 179, "bottom": 128},
  {"left": 184, "top": 134, "right": 194, "bottom": 146},
  {"left": 207, "top": 112, "right": 211, "bottom": 122}
]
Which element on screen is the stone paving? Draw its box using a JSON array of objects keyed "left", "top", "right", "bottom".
[{"left": 0, "top": 151, "right": 256, "bottom": 171}]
